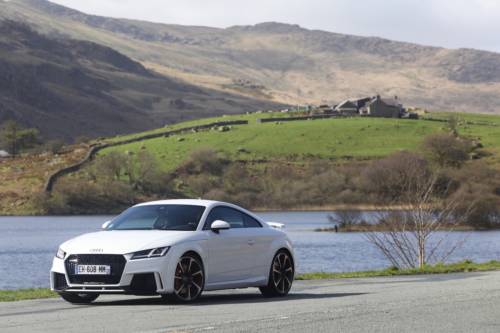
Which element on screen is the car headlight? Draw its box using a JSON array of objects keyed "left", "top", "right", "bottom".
[
  {"left": 56, "top": 248, "right": 66, "bottom": 260},
  {"left": 130, "top": 247, "right": 170, "bottom": 260}
]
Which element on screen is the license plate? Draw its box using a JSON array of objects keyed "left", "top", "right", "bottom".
[{"left": 75, "top": 265, "right": 111, "bottom": 275}]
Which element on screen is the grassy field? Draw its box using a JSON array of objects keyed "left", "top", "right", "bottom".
[
  {"left": 2, "top": 260, "right": 499, "bottom": 302},
  {"left": 100, "top": 112, "right": 500, "bottom": 172}
]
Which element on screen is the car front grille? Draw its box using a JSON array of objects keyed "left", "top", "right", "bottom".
[{"left": 65, "top": 254, "right": 126, "bottom": 285}]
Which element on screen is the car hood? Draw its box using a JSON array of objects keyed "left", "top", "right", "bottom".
[{"left": 61, "top": 230, "right": 206, "bottom": 254}]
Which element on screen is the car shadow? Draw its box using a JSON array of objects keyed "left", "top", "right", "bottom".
[{"left": 88, "top": 291, "right": 368, "bottom": 307}]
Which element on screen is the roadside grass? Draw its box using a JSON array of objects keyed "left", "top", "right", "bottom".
[
  {"left": 0, "top": 288, "right": 59, "bottom": 302},
  {"left": 295, "top": 260, "right": 500, "bottom": 280}
]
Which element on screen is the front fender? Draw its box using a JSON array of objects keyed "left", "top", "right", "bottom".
[
  {"left": 261, "top": 237, "right": 295, "bottom": 284},
  {"left": 158, "top": 240, "right": 208, "bottom": 294}
]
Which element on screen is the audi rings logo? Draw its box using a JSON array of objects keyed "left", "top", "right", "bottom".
[{"left": 90, "top": 249, "right": 103, "bottom": 253}]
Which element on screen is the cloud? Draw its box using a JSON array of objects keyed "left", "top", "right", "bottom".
[{"left": 48, "top": 0, "right": 500, "bottom": 52}]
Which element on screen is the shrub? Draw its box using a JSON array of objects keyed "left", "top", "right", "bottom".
[
  {"left": 142, "top": 171, "right": 173, "bottom": 197},
  {"left": 97, "top": 179, "right": 133, "bottom": 204},
  {"left": 188, "top": 146, "right": 223, "bottom": 175},
  {"left": 75, "top": 136, "right": 90, "bottom": 144},
  {"left": 52, "top": 177, "right": 98, "bottom": 207},
  {"left": 189, "top": 174, "right": 217, "bottom": 197},
  {"left": 44, "top": 140, "right": 65, "bottom": 154},
  {"left": 361, "top": 150, "right": 428, "bottom": 201},
  {"left": 32, "top": 191, "right": 70, "bottom": 215}
]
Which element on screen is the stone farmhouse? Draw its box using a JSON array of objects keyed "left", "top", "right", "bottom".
[
  {"left": 359, "top": 95, "right": 402, "bottom": 118},
  {"left": 328, "top": 95, "right": 402, "bottom": 118}
]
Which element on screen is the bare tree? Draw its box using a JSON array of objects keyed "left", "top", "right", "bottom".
[
  {"left": 419, "top": 133, "right": 471, "bottom": 168},
  {"left": 327, "top": 209, "right": 364, "bottom": 227},
  {"left": 124, "top": 150, "right": 158, "bottom": 186},
  {"left": 99, "top": 150, "right": 126, "bottom": 180},
  {"left": 361, "top": 169, "right": 473, "bottom": 269}
]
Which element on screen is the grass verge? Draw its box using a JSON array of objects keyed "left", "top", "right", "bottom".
[
  {"left": 0, "top": 288, "right": 59, "bottom": 302},
  {"left": 295, "top": 260, "right": 500, "bottom": 280}
]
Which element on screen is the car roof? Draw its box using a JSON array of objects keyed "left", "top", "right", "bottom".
[
  {"left": 135, "top": 199, "right": 232, "bottom": 209},
  {"left": 133, "top": 199, "right": 272, "bottom": 229}
]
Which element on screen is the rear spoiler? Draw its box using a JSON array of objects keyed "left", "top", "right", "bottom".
[{"left": 267, "top": 222, "right": 285, "bottom": 229}]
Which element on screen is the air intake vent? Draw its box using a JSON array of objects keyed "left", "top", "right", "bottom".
[
  {"left": 130, "top": 273, "right": 157, "bottom": 291},
  {"left": 54, "top": 273, "right": 68, "bottom": 290}
]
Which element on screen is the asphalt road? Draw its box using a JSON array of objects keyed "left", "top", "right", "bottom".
[{"left": 1, "top": 270, "right": 499, "bottom": 333}]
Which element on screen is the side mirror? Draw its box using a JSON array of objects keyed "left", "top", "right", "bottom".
[
  {"left": 211, "top": 220, "right": 230, "bottom": 234},
  {"left": 102, "top": 221, "right": 112, "bottom": 229}
]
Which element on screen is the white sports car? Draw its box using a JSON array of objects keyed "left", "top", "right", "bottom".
[{"left": 50, "top": 199, "right": 295, "bottom": 304}]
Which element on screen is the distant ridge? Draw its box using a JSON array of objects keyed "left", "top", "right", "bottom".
[{"left": 1, "top": 0, "right": 500, "bottom": 122}]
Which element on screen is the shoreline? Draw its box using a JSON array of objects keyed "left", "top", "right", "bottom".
[
  {"left": 0, "top": 204, "right": 421, "bottom": 217},
  {"left": 315, "top": 225, "right": 500, "bottom": 232}
]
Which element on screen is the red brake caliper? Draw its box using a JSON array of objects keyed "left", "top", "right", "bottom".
[{"left": 175, "top": 266, "right": 182, "bottom": 288}]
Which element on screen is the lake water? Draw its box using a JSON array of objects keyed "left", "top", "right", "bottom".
[{"left": 1, "top": 212, "right": 499, "bottom": 290}]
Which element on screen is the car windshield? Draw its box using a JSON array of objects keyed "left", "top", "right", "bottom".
[{"left": 105, "top": 205, "right": 206, "bottom": 231}]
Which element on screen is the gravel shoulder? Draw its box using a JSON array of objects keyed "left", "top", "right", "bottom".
[{"left": 1, "top": 270, "right": 499, "bottom": 333}]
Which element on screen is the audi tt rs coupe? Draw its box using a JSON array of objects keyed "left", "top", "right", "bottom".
[{"left": 50, "top": 199, "right": 295, "bottom": 304}]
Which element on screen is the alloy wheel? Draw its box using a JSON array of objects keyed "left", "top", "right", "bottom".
[
  {"left": 173, "top": 255, "right": 204, "bottom": 301},
  {"left": 271, "top": 252, "right": 293, "bottom": 294}
]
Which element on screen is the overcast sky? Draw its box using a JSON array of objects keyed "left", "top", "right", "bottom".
[{"left": 49, "top": 0, "right": 500, "bottom": 53}]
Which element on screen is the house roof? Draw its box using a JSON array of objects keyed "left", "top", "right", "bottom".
[
  {"left": 366, "top": 97, "right": 399, "bottom": 108},
  {"left": 335, "top": 100, "right": 357, "bottom": 110},
  {"left": 381, "top": 98, "right": 399, "bottom": 107}
]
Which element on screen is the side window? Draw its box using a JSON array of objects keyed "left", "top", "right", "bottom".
[
  {"left": 243, "top": 214, "right": 262, "bottom": 228},
  {"left": 205, "top": 207, "right": 245, "bottom": 229}
]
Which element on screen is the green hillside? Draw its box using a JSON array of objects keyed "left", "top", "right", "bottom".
[
  {"left": 3, "top": 110, "right": 500, "bottom": 215},
  {"left": 99, "top": 112, "right": 500, "bottom": 172}
]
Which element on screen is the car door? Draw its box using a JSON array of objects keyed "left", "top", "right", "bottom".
[
  {"left": 204, "top": 207, "right": 258, "bottom": 283},
  {"left": 241, "top": 213, "right": 274, "bottom": 279}
]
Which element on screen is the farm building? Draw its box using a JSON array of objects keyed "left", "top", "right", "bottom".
[{"left": 359, "top": 95, "right": 402, "bottom": 118}]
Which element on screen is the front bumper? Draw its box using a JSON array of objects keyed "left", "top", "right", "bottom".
[{"left": 50, "top": 252, "right": 176, "bottom": 295}]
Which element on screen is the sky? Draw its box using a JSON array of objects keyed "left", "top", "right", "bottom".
[{"left": 48, "top": 0, "right": 500, "bottom": 53}]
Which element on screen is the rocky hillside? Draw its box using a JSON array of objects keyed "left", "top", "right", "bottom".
[
  {"left": 0, "top": 19, "right": 287, "bottom": 142},
  {"left": 1, "top": 0, "right": 500, "bottom": 118}
]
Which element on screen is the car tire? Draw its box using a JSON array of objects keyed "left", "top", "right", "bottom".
[
  {"left": 59, "top": 293, "right": 100, "bottom": 304},
  {"left": 162, "top": 253, "right": 205, "bottom": 303},
  {"left": 259, "top": 250, "right": 294, "bottom": 297}
]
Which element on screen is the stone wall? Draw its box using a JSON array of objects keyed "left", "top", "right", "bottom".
[
  {"left": 256, "top": 115, "right": 346, "bottom": 123},
  {"left": 43, "top": 120, "right": 248, "bottom": 193}
]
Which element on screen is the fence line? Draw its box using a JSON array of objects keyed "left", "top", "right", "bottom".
[{"left": 43, "top": 120, "right": 248, "bottom": 192}]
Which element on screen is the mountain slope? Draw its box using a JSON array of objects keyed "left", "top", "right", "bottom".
[
  {"left": 2, "top": 0, "right": 500, "bottom": 115},
  {"left": 0, "top": 19, "right": 287, "bottom": 141}
]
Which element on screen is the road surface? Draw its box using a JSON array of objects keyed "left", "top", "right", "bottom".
[{"left": 1, "top": 270, "right": 499, "bottom": 332}]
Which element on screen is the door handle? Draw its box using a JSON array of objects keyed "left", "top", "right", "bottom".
[{"left": 247, "top": 239, "right": 255, "bottom": 245}]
